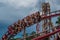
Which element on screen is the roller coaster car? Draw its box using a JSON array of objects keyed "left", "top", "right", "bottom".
[
  {"left": 18, "top": 20, "right": 21, "bottom": 24},
  {"left": 17, "top": 27, "right": 22, "bottom": 32},
  {"left": 15, "top": 24, "right": 19, "bottom": 29},
  {"left": 13, "top": 23, "right": 17, "bottom": 27},
  {"left": 31, "top": 12, "right": 41, "bottom": 23},
  {"left": 26, "top": 16, "right": 31, "bottom": 21},
  {"left": 21, "top": 19, "right": 27, "bottom": 28},
  {"left": 34, "top": 11, "right": 41, "bottom": 22},
  {"left": 31, "top": 13, "right": 36, "bottom": 23},
  {"left": 12, "top": 23, "right": 21, "bottom": 33},
  {"left": 8, "top": 29, "right": 15, "bottom": 35},
  {"left": 26, "top": 16, "right": 33, "bottom": 26},
  {"left": 15, "top": 24, "right": 22, "bottom": 33},
  {"left": 8, "top": 26, "right": 15, "bottom": 35},
  {"left": 8, "top": 25, "right": 15, "bottom": 31},
  {"left": 13, "top": 23, "right": 20, "bottom": 30},
  {"left": 2, "top": 34, "right": 8, "bottom": 40}
]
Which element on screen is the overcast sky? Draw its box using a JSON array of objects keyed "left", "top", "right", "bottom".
[{"left": 0, "top": 0, "right": 60, "bottom": 39}]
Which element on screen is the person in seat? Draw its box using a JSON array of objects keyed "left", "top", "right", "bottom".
[{"left": 2, "top": 34, "right": 8, "bottom": 40}]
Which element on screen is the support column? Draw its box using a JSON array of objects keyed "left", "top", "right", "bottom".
[
  {"left": 42, "top": 3, "right": 51, "bottom": 40},
  {"left": 23, "top": 27, "right": 26, "bottom": 40}
]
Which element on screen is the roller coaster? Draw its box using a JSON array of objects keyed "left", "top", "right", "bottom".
[{"left": 2, "top": 2, "right": 60, "bottom": 40}]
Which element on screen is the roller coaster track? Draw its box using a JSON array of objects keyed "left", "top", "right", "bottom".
[
  {"left": 2, "top": 10, "right": 60, "bottom": 40},
  {"left": 32, "top": 26, "right": 60, "bottom": 40},
  {"left": 20, "top": 26, "right": 59, "bottom": 40}
]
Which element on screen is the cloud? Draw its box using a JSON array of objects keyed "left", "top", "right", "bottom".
[
  {"left": 0, "top": 0, "right": 41, "bottom": 24},
  {"left": 0, "top": 2, "right": 6, "bottom": 7},
  {"left": 1, "top": 0, "right": 38, "bottom": 9},
  {"left": 46, "top": 0, "right": 60, "bottom": 11}
]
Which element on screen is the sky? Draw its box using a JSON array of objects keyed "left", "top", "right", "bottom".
[{"left": 0, "top": 0, "right": 60, "bottom": 39}]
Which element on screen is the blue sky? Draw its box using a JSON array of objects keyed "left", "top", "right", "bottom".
[{"left": 0, "top": 0, "right": 60, "bottom": 39}]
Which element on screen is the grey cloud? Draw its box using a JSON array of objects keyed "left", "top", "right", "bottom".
[
  {"left": 46, "top": 0, "right": 60, "bottom": 11},
  {"left": 0, "top": 0, "right": 45, "bottom": 38},
  {"left": 0, "top": 2, "right": 6, "bottom": 7}
]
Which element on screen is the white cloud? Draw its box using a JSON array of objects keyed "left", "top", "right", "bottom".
[
  {"left": 46, "top": 0, "right": 60, "bottom": 11},
  {"left": 0, "top": 0, "right": 40, "bottom": 24},
  {"left": 0, "top": 0, "right": 45, "bottom": 23},
  {"left": 2, "top": 0, "right": 38, "bottom": 8},
  {"left": 29, "top": 8, "right": 39, "bottom": 14}
]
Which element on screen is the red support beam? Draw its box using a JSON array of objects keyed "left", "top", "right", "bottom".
[
  {"left": 32, "top": 28, "right": 60, "bottom": 40},
  {"left": 41, "top": 13, "right": 60, "bottom": 20},
  {"left": 2, "top": 11, "right": 60, "bottom": 40}
]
